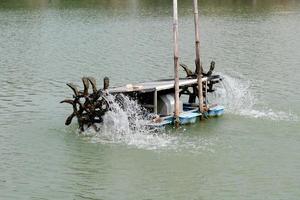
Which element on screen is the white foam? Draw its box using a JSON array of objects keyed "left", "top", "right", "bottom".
[{"left": 239, "top": 109, "right": 298, "bottom": 121}]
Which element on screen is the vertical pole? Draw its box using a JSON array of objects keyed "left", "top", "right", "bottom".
[
  {"left": 193, "top": 0, "right": 204, "bottom": 114},
  {"left": 205, "top": 79, "right": 208, "bottom": 104},
  {"left": 154, "top": 90, "right": 158, "bottom": 114},
  {"left": 173, "top": 0, "right": 180, "bottom": 127}
]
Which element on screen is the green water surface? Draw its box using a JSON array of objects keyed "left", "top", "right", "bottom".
[{"left": 0, "top": 0, "right": 300, "bottom": 199}]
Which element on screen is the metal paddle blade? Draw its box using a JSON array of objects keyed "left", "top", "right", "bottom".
[
  {"left": 87, "top": 77, "right": 97, "bottom": 93},
  {"left": 60, "top": 99, "right": 75, "bottom": 104},
  {"left": 82, "top": 77, "right": 90, "bottom": 96},
  {"left": 66, "top": 83, "right": 80, "bottom": 97},
  {"left": 180, "top": 63, "right": 194, "bottom": 77},
  {"left": 65, "top": 113, "right": 75, "bottom": 125}
]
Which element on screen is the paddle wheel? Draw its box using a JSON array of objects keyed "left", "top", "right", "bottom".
[{"left": 61, "top": 77, "right": 110, "bottom": 131}]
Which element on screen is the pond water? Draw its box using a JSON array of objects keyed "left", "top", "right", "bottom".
[{"left": 0, "top": 0, "right": 300, "bottom": 199}]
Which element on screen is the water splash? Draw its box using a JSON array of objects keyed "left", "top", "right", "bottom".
[
  {"left": 211, "top": 73, "right": 255, "bottom": 112},
  {"left": 210, "top": 73, "right": 298, "bottom": 121},
  {"left": 82, "top": 94, "right": 176, "bottom": 150},
  {"left": 81, "top": 94, "right": 220, "bottom": 151}
]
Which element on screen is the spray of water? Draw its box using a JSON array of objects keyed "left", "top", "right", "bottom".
[
  {"left": 80, "top": 94, "right": 222, "bottom": 151},
  {"left": 210, "top": 73, "right": 298, "bottom": 121},
  {"left": 82, "top": 94, "right": 176, "bottom": 150}
]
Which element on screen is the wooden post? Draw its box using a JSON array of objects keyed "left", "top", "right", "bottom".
[
  {"left": 173, "top": 0, "right": 180, "bottom": 127},
  {"left": 193, "top": 0, "right": 204, "bottom": 114}
]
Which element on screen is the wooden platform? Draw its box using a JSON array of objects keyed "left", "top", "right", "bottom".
[{"left": 108, "top": 78, "right": 208, "bottom": 93}]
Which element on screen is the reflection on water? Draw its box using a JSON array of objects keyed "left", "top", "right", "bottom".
[
  {"left": 0, "top": 0, "right": 300, "bottom": 199},
  {"left": 1, "top": 0, "right": 300, "bottom": 13}
]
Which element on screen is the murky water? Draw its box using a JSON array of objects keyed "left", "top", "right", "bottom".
[{"left": 1, "top": 0, "right": 300, "bottom": 199}]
